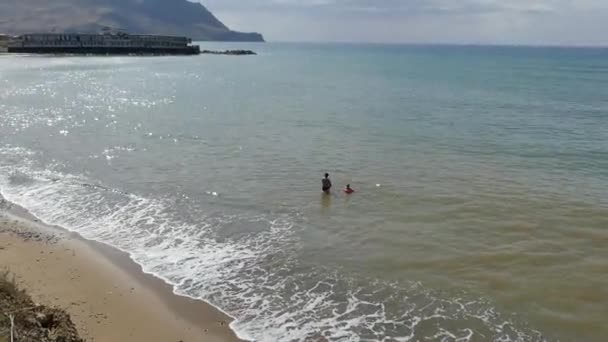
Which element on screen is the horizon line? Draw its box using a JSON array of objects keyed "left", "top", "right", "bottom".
[{"left": 255, "top": 40, "right": 608, "bottom": 49}]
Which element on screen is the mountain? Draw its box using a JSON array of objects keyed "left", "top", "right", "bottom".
[{"left": 0, "top": 0, "right": 264, "bottom": 42}]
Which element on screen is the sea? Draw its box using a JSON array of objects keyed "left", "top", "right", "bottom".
[{"left": 1, "top": 43, "right": 607, "bottom": 342}]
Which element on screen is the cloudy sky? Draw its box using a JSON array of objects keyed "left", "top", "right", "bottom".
[{"left": 200, "top": 0, "right": 607, "bottom": 45}]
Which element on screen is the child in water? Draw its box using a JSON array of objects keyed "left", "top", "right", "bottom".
[{"left": 344, "top": 184, "right": 354, "bottom": 194}]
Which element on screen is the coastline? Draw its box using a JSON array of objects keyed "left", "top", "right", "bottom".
[{"left": 0, "top": 199, "right": 242, "bottom": 342}]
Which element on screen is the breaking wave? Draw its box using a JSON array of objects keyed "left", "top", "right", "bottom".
[{"left": 0, "top": 145, "right": 547, "bottom": 341}]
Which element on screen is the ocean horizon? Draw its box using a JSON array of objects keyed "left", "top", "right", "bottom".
[
  {"left": 1, "top": 42, "right": 607, "bottom": 341},
  {"left": 270, "top": 41, "right": 608, "bottom": 48}
]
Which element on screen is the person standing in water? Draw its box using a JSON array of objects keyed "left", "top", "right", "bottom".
[{"left": 322, "top": 173, "right": 332, "bottom": 193}]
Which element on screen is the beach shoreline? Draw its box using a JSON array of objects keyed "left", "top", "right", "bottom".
[{"left": 0, "top": 199, "right": 242, "bottom": 342}]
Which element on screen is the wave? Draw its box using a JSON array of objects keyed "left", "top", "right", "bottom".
[{"left": 0, "top": 145, "right": 548, "bottom": 341}]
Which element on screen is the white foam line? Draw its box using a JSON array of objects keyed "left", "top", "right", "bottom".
[{"left": 0, "top": 183, "right": 254, "bottom": 342}]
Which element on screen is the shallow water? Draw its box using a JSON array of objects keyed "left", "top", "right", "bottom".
[{"left": 1, "top": 44, "right": 607, "bottom": 341}]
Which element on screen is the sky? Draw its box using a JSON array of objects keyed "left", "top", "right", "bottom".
[{"left": 200, "top": 0, "right": 608, "bottom": 45}]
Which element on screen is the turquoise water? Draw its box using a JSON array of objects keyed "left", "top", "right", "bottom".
[{"left": 1, "top": 44, "right": 607, "bottom": 341}]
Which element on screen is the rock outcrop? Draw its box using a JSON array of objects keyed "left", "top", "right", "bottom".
[{"left": 201, "top": 49, "right": 257, "bottom": 55}]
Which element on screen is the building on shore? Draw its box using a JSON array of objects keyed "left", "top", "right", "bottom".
[
  {"left": 0, "top": 34, "right": 11, "bottom": 52},
  {"left": 7, "top": 32, "right": 200, "bottom": 55}
]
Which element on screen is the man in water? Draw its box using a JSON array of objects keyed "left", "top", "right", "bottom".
[{"left": 322, "top": 173, "right": 332, "bottom": 193}]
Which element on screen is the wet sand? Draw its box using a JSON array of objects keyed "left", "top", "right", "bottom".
[{"left": 0, "top": 210, "right": 241, "bottom": 342}]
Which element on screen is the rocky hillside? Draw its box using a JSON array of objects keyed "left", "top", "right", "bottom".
[{"left": 0, "top": 0, "right": 264, "bottom": 42}]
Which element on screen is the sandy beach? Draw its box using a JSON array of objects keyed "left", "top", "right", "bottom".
[{"left": 0, "top": 209, "right": 241, "bottom": 342}]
